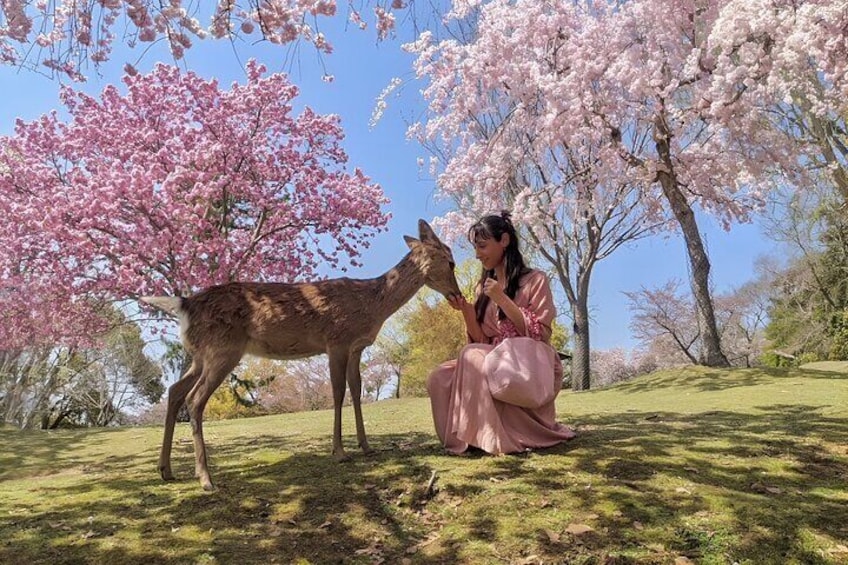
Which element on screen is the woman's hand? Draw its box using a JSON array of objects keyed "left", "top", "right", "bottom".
[
  {"left": 483, "top": 277, "right": 507, "bottom": 305},
  {"left": 447, "top": 293, "right": 470, "bottom": 312}
]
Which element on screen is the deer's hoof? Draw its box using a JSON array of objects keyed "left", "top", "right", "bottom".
[
  {"left": 333, "top": 450, "right": 350, "bottom": 462},
  {"left": 201, "top": 481, "right": 216, "bottom": 492},
  {"left": 160, "top": 467, "right": 175, "bottom": 481}
]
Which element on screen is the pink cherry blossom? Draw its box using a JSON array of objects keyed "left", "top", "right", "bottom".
[
  {"left": 0, "top": 1, "right": 407, "bottom": 79},
  {"left": 0, "top": 60, "right": 389, "bottom": 349}
]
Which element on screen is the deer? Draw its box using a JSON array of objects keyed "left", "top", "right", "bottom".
[{"left": 140, "top": 219, "right": 461, "bottom": 491}]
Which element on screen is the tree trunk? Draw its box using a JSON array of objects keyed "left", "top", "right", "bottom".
[
  {"left": 653, "top": 116, "right": 729, "bottom": 368},
  {"left": 657, "top": 175, "right": 729, "bottom": 366},
  {"left": 570, "top": 294, "right": 591, "bottom": 391}
]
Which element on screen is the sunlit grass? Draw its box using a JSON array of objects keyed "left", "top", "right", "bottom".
[{"left": 1, "top": 365, "right": 847, "bottom": 564}]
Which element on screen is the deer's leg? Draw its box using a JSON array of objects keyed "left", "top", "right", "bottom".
[
  {"left": 186, "top": 352, "right": 241, "bottom": 491},
  {"left": 347, "top": 347, "right": 373, "bottom": 455},
  {"left": 159, "top": 361, "right": 201, "bottom": 481},
  {"left": 328, "top": 348, "right": 349, "bottom": 461}
]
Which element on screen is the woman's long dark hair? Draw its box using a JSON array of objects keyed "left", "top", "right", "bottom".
[{"left": 468, "top": 211, "right": 530, "bottom": 324}]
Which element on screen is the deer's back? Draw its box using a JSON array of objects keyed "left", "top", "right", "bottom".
[{"left": 182, "top": 280, "right": 384, "bottom": 359}]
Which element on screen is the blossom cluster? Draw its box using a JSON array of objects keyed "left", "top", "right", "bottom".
[{"left": 0, "top": 1, "right": 405, "bottom": 79}]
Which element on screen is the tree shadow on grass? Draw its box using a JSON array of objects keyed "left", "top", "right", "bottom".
[
  {"left": 461, "top": 405, "right": 848, "bottom": 564},
  {"left": 620, "top": 366, "right": 848, "bottom": 394},
  {"left": 1, "top": 405, "right": 846, "bottom": 564},
  {"left": 0, "top": 427, "right": 123, "bottom": 481},
  {"left": 1, "top": 430, "right": 465, "bottom": 565}
]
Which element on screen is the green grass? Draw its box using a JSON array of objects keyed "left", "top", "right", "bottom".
[{"left": 2, "top": 366, "right": 847, "bottom": 564}]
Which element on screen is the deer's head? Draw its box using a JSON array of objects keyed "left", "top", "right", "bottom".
[{"left": 405, "top": 219, "right": 462, "bottom": 299}]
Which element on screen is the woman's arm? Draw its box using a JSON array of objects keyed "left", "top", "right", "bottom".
[
  {"left": 484, "top": 278, "right": 527, "bottom": 335},
  {"left": 486, "top": 271, "right": 555, "bottom": 341},
  {"left": 447, "top": 294, "right": 487, "bottom": 343}
]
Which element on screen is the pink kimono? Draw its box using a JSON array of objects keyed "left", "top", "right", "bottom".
[{"left": 427, "top": 269, "right": 576, "bottom": 455}]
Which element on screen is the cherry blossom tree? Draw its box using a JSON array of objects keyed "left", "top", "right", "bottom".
[
  {"left": 627, "top": 277, "right": 771, "bottom": 368},
  {"left": 0, "top": 0, "right": 408, "bottom": 80},
  {"left": 713, "top": 0, "right": 848, "bottom": 202},
  {"left": 0, "top": 60, "right": 389, "bottom": 349},
  {"left": 407, "top": 0, "right": 845, "bottom": 372},
  {"left": 625, "top": 280, "right": 702, "bottom": 366}
]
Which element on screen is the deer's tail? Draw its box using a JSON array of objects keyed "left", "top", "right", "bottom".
[{"left": 140, "top": 296, "right": 184, "bottom": 317}]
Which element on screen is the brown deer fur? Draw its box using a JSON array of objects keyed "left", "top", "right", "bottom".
[{"left": 141, "top": 220, "right": 461, "bottom": 490}]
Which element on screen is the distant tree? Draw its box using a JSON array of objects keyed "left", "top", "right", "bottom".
[
  {"left": 361, "top": 357, "right": 394, "bottom": 401},
  {"left": 626, "top": 277, "right": 771, "bottom": 369},
  {"left": 590, "top": 348, "right": 657, "bottom": 389},
  {"left": 626, "top": 281, "right": 701, "bottom": 366},
  {"left": 715, "top": 280, "right": 771, "bottom": 368},
  {"left": 204, "top": 371, "right": 267, "bottom": 421},
  {"left": 1, "top": 309, "right": 162, "bottom": 429},
  {"left": 395, "top": 289, "right": 466, "bottom": 397},
  {"left": 761, "top": 184, "right": 848, "bottom": 362},
  {"left": 256, "top": 357, "right": 334, "bottom": 414}
]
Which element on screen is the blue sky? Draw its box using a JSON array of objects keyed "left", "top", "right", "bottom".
[{"left": 0, "top": 15, "right": 778, "bottom": 351}]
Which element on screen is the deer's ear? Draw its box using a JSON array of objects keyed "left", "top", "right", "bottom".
[
  {"left": 404, "top": 235, "right": 420, "bottom": 250},
  {"left": 418, "top": 219, "right": 438, "bottom": 243}
]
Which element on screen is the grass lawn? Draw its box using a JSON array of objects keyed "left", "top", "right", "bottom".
[{"left": 1, "top": 365, "right": 847, "bottom": 564}]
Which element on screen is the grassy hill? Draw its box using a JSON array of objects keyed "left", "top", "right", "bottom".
[{"left": 1, "top": 366, "right": 846, "bottom": 564}]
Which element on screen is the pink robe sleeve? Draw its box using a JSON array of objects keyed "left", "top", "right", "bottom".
[
  {"left": 522, "top": 270, "right": 556, "bottom": 342},
  {"left": 497, "top": 270, "right": 557, "bottom": 343}
]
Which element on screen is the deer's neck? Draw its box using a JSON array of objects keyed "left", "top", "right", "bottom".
[{"left": 374, "top": 252, "right": 427, "bottom": 318}]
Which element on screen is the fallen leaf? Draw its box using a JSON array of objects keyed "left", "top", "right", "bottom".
[
  {"left": 586, "top": 513, "right": 600, "bottom": 520},
  {"left": 565, "top": 523, "right": 594, "bottom": 535},
  {"left": 832, "top": 544, "right": 848, "bottom": 553},
  {"left": 684, "top": 467, "right": 699, "bottom": 473},
  {"left": 319, "top": 521, "right": 332, "bottom": 529},
  {"left": 675, "top": 487, "right": 692, "bottom": 495},
  {"left": 544, "top": 529, "right": 561, "bottom": 543},
  {"left": 750, "top": 483, "right": 782, "bottom": 495},
  {"left": 539, "top": 498, "right": 552, "bottom": 508},
  {"left": 419, "top": 533, "right": 441, "bottom": 548},
  {"left": 633, "top": 521, "right": 645, "bottom": 530},
  {"left": 675, "top": 557, "right": 695, "bottom": 565}
]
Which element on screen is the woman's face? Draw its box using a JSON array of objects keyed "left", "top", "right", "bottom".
[{"left": 473, "top": 233, "right": 508, "bottom": 271}]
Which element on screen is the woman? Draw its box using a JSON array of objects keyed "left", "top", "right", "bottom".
[{"left": 427, "top": 211, "right": 576, "bottom": 455}]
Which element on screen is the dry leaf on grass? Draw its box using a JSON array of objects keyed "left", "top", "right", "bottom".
[
  {"left": 544, "top": 529, "right": 561, "bottom": 543},
  {"left": 565, "top": 523, "right": 594, "bottom": 535},
  {"left": 675, "top": 557, "right": 696, "bottom": 565},
  {"left": 750, "top": 482, "right": 782, "bottom": 495}
]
